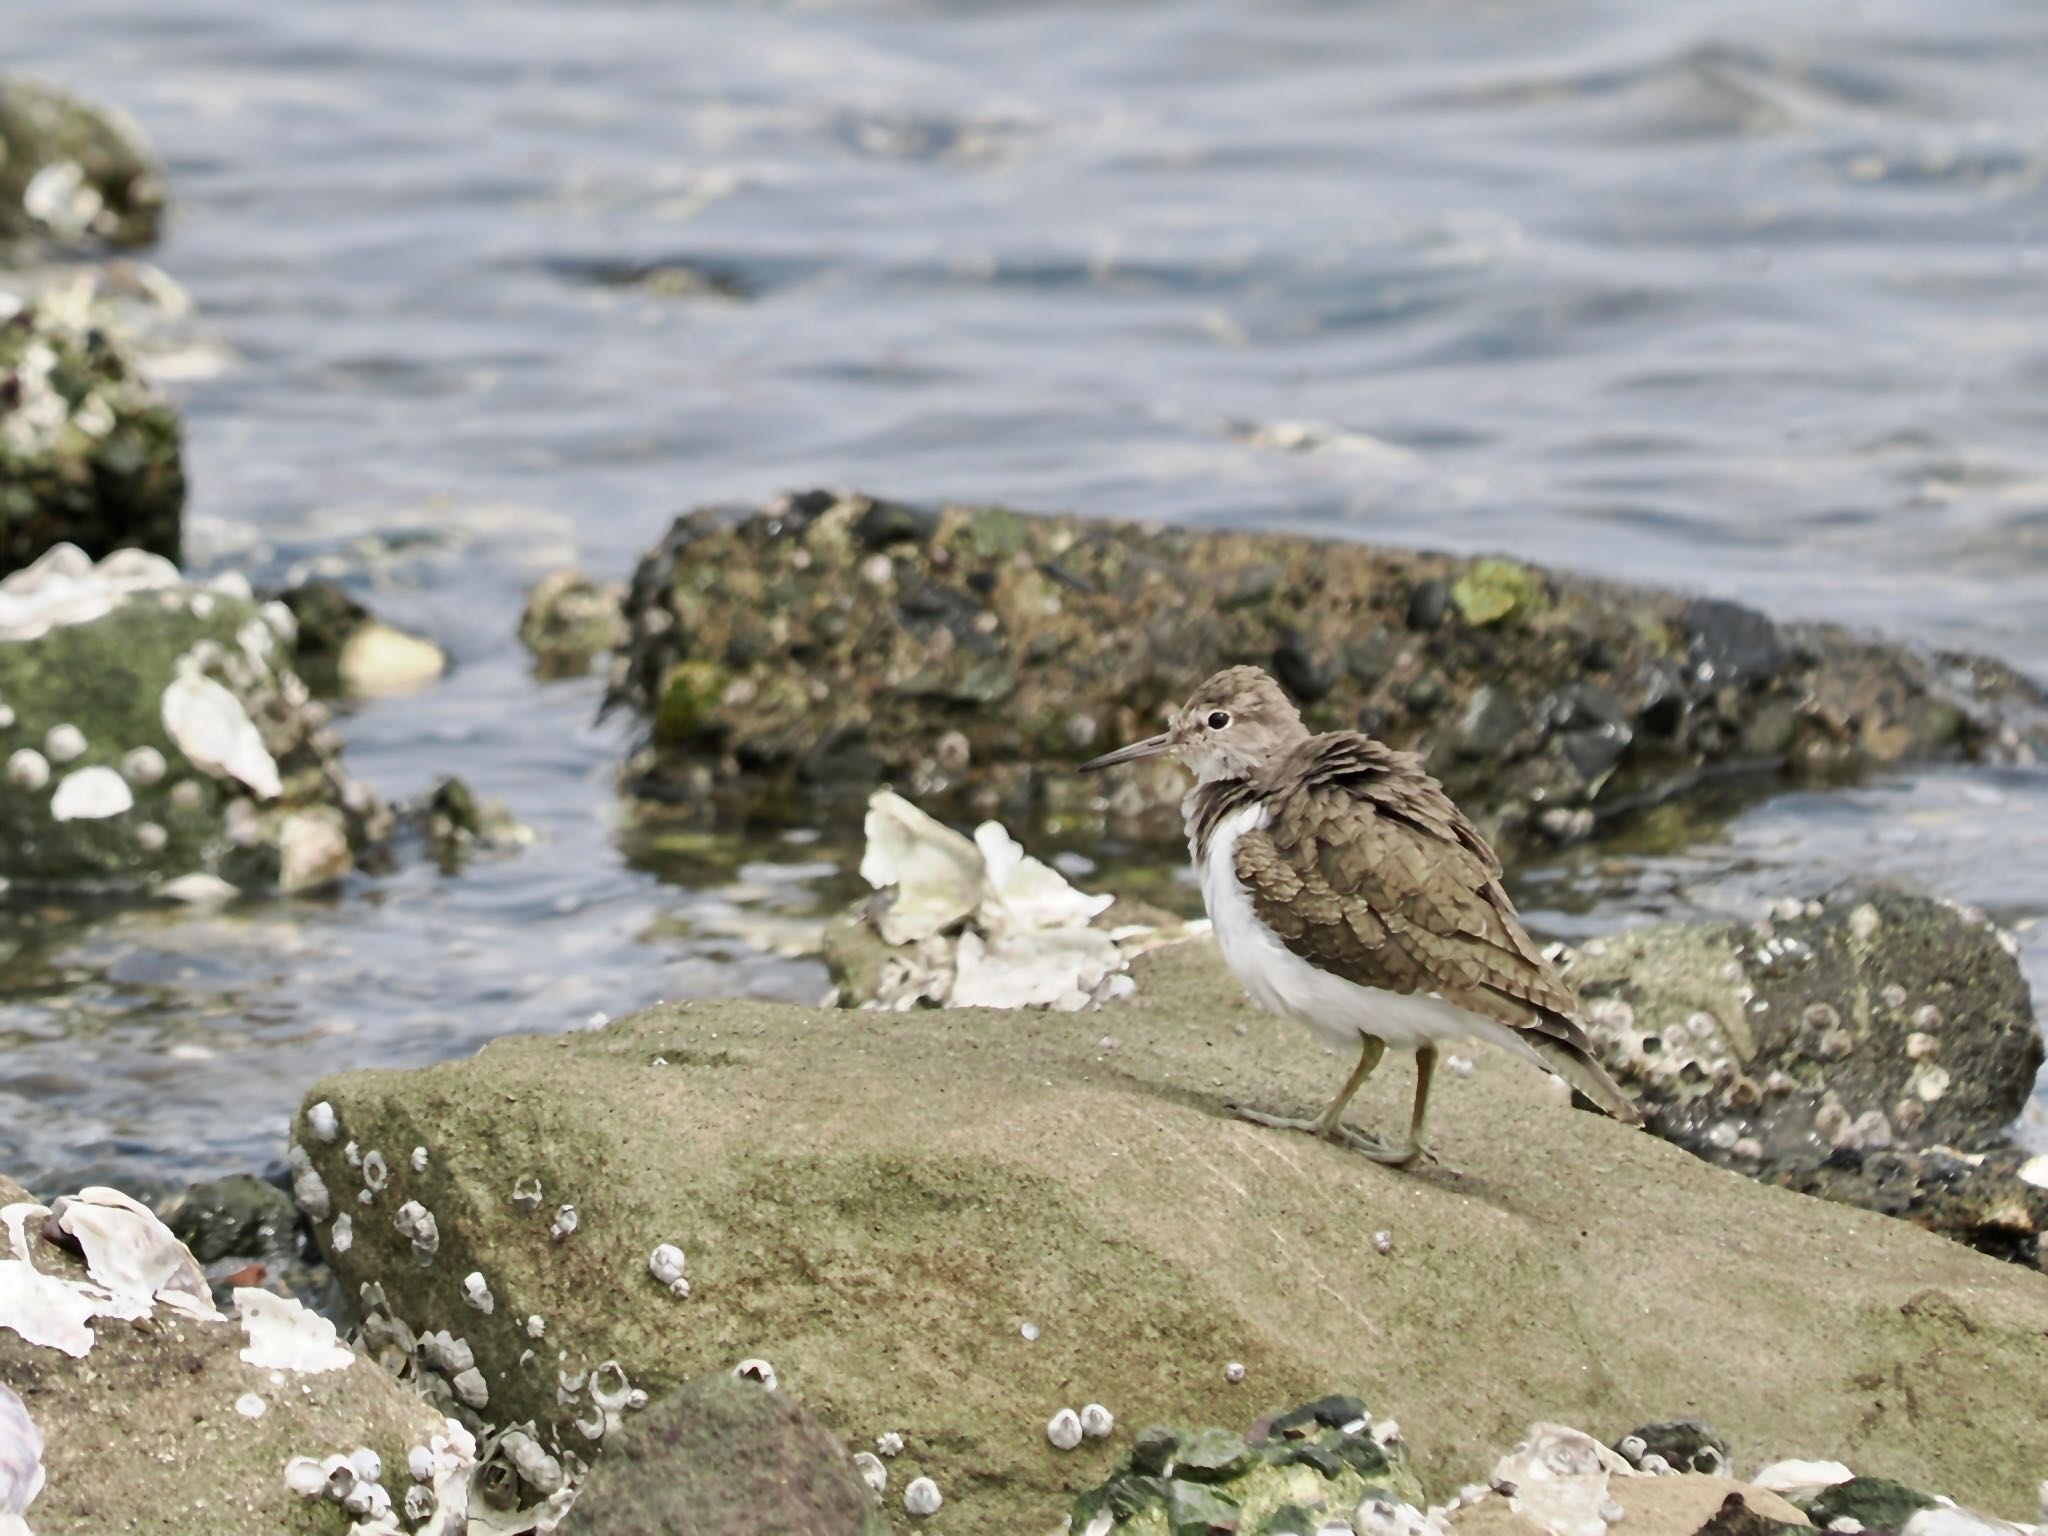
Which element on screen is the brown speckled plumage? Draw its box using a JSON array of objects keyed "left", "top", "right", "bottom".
[{"left": 1208, "top": 733, "right": 1592, "bottom": 1055}]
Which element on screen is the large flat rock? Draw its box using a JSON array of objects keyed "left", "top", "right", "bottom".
[{"left": 296, "top": 944, "right": 2048, "bottom": 1534}]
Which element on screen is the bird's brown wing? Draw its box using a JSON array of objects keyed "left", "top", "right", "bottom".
[{"left": 1232, "top": 734, "right": 1590, "bottom": 1050}]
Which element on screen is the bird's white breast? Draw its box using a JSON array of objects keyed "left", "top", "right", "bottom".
[{"left": 1194, "top": 800, "right": 1491, "bottom": 1055}]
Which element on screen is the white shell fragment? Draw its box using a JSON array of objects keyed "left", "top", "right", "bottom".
[
  {"left": 161, "top": 672, "right": 283, "bottom": 800},
  {"left": 235, "top": 1287, "right": 353, "bottom": 1373},
  {"left": 121, "top": 746, "right": 166, "bottom": 786},
  {"left": 905, "top": 1475, "right": 943, "bottom": 1517},
  {"left": 649, "top": 1243, "right": 687, "bottom": 1291},
  {"left": 6, "top": 749, "right": 50, "bottom": 791},
  {"left": 853, "top": 788, "right": 1194, "bottom": 1011},
  {"left": 549, "top": 1204, "right": 578, "bottom": 1242},
  {"left": 234, "top": 1391, "right": 266, "bottom": 1418},
  {"left": 1081, "top": 1402, "right": 1115, "bottom": 1439},
  {"left": 393, "top": 1200, "right": 440, "bottom": 1265},
  {"left": 50, "top": 1187, "right": 216, "bottom": 1320},
  {"left": 1225, "top": 1361, "right": 1247, "bottom": 1384},
  {"left": 411, "top": 1146, "right": 429, "bottom": 1172},
  {"left": 1492, "top": 1423, "right": 1631, "bottom": 1536},
  {"left": 860, "top": 790, "right": 983, "bottom": 944},
  {"left": 1753, "top": 1460, "right": 1857, "bottom": 1499},
  {"left": 288, "top": 1142, "right": 331, "bottom": 1219},
  {"left": 284, "top": 1456, "right": 328, "bottom": 1498},
  {"left": 42, "top": 724, "right": 86, "bottom": 764},
  {"left": 975, "top": 820, "right": 1115, "bottom": 933},
  {"left": 307, "top": 1102, "right": 340, "bottom": 1143},
  {"left": 330, "top": 1213, "right": 353, "bottom": 1256},
  {"left": 462, "top": 1271, "right": 494, "bottom": 1314},
  {"left": 511, "top": 1175, "right": 543, "bottom": 1213},
  {"left": 408, "top": 1445, "right": 436, "bottom": 1483},
  {"left": 876, "top": 1431, "right": 905, "bottom": 1458},
  {"left": 1047, "top": 1407, "right": 1084, "bottom": 1451},
  {"left": 0, "top": 1382, "right": 45, "bottom": 1519},
  {"left": 50, "top": 765, "right": 133, "bottom": 821},
  {"left": 854, "top": 1450, "right": 888, "bottom": 1497},
  {"left": 348, "top": 1447, "right": 382, "bottom": 1485},
  {"left": 733, "top": 1358, "right": 778, "bottom": 1390},
  {"left": 452, "top": 1367, "right": 489, "bottom": 1409}
]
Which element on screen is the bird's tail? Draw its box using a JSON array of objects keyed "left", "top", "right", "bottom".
[{"left": 1524, "top": 1035, "right": 1644, "bottom": 1126}]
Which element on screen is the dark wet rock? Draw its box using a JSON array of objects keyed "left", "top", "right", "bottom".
[
  {"left": 0, "top": 78, "right": 166, "bottom": 253},
  {"left": 1693, "top": 1492, "right": 1809, "bottom": 1536},
  {"left": 1, "top": 287, "right": 183, "bottom": 576},
  {"left": 563, "top": 1374, "right": 883, "bottom": 1535},
  {"left": 161, "top": 1172, "right": 300, "bottom": 1265},
  {"left": 294, "top": 943, "right": 2048, "bottom": 1526},
  {"left": 0, "top": 545, "right": 389, "bottom": 893},
  {"left": 1802, "top": 1477, "right": 1939, "bottom": 1532},
  {"left": 1073, "top": 1402, "right": 1421, "bottom": 1535},
  {"left": 411, "top": 775, "right": 531, "bottom": 871},
  {"left": 273, "top": 579, "right": 445, "bottom": 698},
  {"left": 1684, "top": 598, "right": 1788, "bottom": 690},
  {"left": 613, "top": 491, "right": 2046, "bottom": 843},
  {"left": 1568, "top": 882, "right": 2046, "bottom": 1266},
  {"left": 519, "top": 567, "right": 627, "bottom": 679},
  {"left": 1615, "top": 1420, "right": 1730, "bottom": 1476}
]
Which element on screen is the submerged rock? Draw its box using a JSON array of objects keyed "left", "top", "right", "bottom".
[
  {"left": 1, "top": 281, "right": 184, "bottom": 576},
  {"left": 0, "top": 79, "right": 166, "bottom": 253},
  {"left": 563, "top": 1373, "right": 884, "bottom": 1534},
  {"left": 521, "top": 568, "right": 627, "bottom": 680},
  {"left": 0, "top": 544, "right": 388, "bottom": 893},
  {"left": 161, "top": 1173, "right": 301, "bottom": 1267},
  {"left": 612, "top": 491, "right": 2045, "bottom": 842},
  {"left": 272, "top": 579, "right": 446, "bottom": 699},
  {"left": 294, "top": 943, "right": 2048, "bottom": 1530},
  {"left": 1566, "top": 883, "right": 2048, "bottom": 1266}
]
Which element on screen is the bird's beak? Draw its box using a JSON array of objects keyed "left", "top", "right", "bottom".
[{"left": 1079, "top": 731, "right": 1173, "bottom": 773}]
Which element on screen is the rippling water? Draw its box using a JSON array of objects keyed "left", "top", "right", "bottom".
[{"left": 6, "top": 0, "right": 2048, "bottom": 1191}]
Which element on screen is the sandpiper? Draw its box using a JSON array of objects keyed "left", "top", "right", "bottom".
[{"left": 1082, "top": 664, "right": 1641, "bottom": 1166}]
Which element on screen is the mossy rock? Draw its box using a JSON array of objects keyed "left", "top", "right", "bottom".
[
  {"left": 612, "top": 491, "right": 2046, "bottom": 848},
  {"left": 0, "top": 547, "right": 386, "bottom": 892},
  {"left": 1568, "top": 881, "right": 2047, "bottom": 1264},
  {"left": 293, "top": 943, "right": 2048, "bottom": 1532},
  {"left": 1, "top": 290, "right": 183, "bottom": 575},
  {"left": 0, "top": 77, "right": 166, "bottom": 251}
]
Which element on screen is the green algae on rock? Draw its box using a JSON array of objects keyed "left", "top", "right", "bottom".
[
  {"left": 0, "top": 544, "right": 389, "bottom": 893},
  {"left": 1070, "top": 1397, "right": 1426, "bottom": 1536},
  {"left": 290, "top": 943, "right": 2048, "bottom": 1533},
  {"left": 1566, "top": 882, "right": 2047, "bottom": 1267},
  {"left": 0, "top": 78, "right": 166, "bottom": 253},
  {"left": 1, "top": 281, "right": 184, "bottom": 575},
  {"left": 611, "top": 491, "right": 2046, "bottom": 844},
  {"left": 520, "top": 568, "right": 627, "bottom": 681}
]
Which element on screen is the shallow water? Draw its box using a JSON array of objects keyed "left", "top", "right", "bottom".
[{"left": 6, "top": 0, "right": 2048, "bottom": 1190}]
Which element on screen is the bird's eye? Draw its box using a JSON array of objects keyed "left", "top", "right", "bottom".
[{"left": 1206, "top": 710, "right": 1231, "bottom": 730}]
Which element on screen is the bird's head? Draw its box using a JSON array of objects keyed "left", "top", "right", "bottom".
[{"left": 1080, "top": 665, "right": 1309, "bottom": 784}]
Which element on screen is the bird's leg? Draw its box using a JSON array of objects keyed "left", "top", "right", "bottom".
[
  {"left": 1343, "top": 1043, "right": 1439, "bottom": 1168},
  {"left": 1235, "top": 1035, "right": 1404, "bottom": 1159}
]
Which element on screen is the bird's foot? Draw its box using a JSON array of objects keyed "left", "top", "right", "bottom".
[{"left": 1232, "top": 1105, "right": 1431, "bottom": 1167}]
